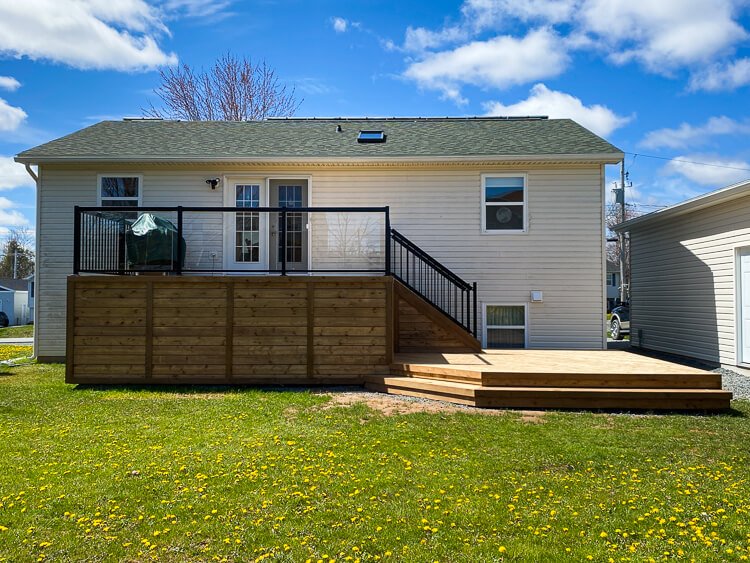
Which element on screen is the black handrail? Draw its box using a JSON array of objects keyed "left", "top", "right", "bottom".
[{"left": 389, "top": 228, "right": 477, "bottom": 337}]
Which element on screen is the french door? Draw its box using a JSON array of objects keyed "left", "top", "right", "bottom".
[{"left": 224, "top": 178, "right": 309, "bottom": 272}]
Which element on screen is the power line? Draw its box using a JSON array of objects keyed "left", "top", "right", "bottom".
[{"left": 625, "top": 152, "right": 750, "bottom": 173}]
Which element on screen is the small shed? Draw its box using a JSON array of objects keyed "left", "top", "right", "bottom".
[{"left": 614, "top": 178, "right": 750, "bottom": 367}]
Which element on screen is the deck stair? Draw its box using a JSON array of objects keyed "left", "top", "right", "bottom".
[{"left": 365, "top": 351, "right": 733, "bottom": 411}]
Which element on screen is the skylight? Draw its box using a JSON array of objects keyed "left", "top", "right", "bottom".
[{"left": 357, "top": 130, "right": 386, "bottom": 143}]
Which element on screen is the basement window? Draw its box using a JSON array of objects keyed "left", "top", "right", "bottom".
[
  {"left": 484, "top": 304, "right": 527, "bottom": 348},
  {"left": 357, "top": 130, "right": 386, "bottom": 143}
]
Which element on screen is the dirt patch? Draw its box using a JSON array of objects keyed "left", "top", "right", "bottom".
[
  {"left": 313, "top": 390, "right": 506, "bottom": 416},
  {"left": 517, "top": 410, "right": 547, "bottom": 424}
]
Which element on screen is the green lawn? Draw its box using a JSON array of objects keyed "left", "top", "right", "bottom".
[
  {"left": 0, "top": 364, "right": 748, "bottom": 562},
  {"left": 0, "top": 325, "right": 33, "bottom": 339}
]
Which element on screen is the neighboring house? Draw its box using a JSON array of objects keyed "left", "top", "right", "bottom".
[
  {"left": 606, "top": 260, "right": 620, "bottom": 312},
  {"left": 0, "top": 278, "right": 30, "bottom": 325},
  {"left": 26, "top": 274, "right": 34, "bottom": 324},
  {"left": 16, "top": 116, "right": 623, "bottom": 365},
  {"left": 614, "top": 178, "right": 750, "bottom": 366}
]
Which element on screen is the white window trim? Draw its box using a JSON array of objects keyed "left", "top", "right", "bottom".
[
  {"left": 480, "top": 172, "right": 528, "bottom": 235},
  {"left": 97, "top": 174, "right": 143, "bottom": 206},
  {"left": 482, "top": 302, "right": 529, "bottom": 349}
]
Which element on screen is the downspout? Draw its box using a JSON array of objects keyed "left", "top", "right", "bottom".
[
  {"left": 23, "top": 162, "right": 39, "bottom": 361},
  {"left": 24, "top": 163, "right": 38, "bottom": 184}
]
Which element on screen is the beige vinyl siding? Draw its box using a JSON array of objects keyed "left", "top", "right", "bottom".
[
  {"left": 36, "top": 163, "right": 606, "bottom": 359},
  {"left": 628, "top": 195, "right": 750, "bottom": 365}
]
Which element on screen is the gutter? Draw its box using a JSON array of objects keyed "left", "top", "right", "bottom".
[{"left": 14, "top": 152, "right": 625, "bottom": 166}]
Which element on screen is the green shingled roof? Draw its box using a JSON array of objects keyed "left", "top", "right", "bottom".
[{"left": 16, "top": 117, "right": 622, "bottom": 162}]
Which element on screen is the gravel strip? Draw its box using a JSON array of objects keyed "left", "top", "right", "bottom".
[{"left": 714, "top": 368, "right": 750, "bottom": 400}]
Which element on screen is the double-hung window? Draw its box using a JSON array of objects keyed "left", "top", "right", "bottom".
[
  {"left": 482, "top": 174, "right": 526, "bottom": 233},
  {"left": 99, "top": 176, "right": 141, "bottom": 208},
  {"left": 485, "top": 305, "right": 526, "bottom": 348}
]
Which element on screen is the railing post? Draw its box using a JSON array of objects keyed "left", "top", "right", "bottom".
[
  {"left": 175, "top": 206, "right": 183, "bottom": 275},
  {"left": 280, "top": 207, "right": 287, "bottom": 276},
  {"left": 472, "top": 281, "right": 478, "bottom": 338},
  {"left": 384, "top": 206, "right": 391, "bottom": 276},
  {"left": 73, "top": 206, "right": 81, "bottom": 275}
]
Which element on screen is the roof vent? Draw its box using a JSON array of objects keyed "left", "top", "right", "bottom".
[
  {"left": 357, "top": 130, "right": 386, "bottom": 143},
  {"left": 123, "top": 117, "right": 164, "bottom": 121}
]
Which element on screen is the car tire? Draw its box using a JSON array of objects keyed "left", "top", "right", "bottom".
[{"left": 610, "top": 317, "right": 623, "bottom": 340}]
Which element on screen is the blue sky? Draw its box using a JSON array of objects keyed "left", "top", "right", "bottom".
[{"left": 2, "top": 0, "right": 750, "bottom": 237}]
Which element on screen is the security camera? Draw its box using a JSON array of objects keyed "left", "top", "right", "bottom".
[{"left": 206, "top": 178, "right": 220, "bottom": 189}]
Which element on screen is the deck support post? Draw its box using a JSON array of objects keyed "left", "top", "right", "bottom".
[
  {"left": 73, "top": 206, "right": 81, "bottom": 275},
  {"left": 175, "top": 206, "right": 183, "bottom": 276},
  {"left": 384, "top": 206, "right": 391, "bottom": 276},
  {"left": 280, "top": 207, "right": 287, "bottom": 276}
]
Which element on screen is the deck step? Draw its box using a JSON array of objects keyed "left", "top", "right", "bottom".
[
  {"left": 365, "top": 375, "right": 733, "bottom": 411},
  {"left": 390, "top": 364, "right": 723, "bottom": 389}
]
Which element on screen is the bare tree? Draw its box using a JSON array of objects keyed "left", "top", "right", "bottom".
[
  {"left": 144, "top": 53, "right": 301, "bottom": 121},
  {"left": 605, "top": 203, "right": 641, "bottom": 289},
  {"left": 0, "top": 227, "right": 35, "bottom": 279}
]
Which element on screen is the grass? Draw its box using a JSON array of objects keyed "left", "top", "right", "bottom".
[
  {"left": 0, "top": 325, "right": 33, "bottom": 339},
  {"left": 0, "top": 365, "right": 749, "bottom": 562}
]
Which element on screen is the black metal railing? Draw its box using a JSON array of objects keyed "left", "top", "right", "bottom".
[
  {"left": 389, "top": 228, "right": 477, "bottom": 337},
  {"left": 74, "top": 205, "right": 390, "bottom": 276},
  {"left": 73, "top": 205, "right": 478, "bottom": 337}
]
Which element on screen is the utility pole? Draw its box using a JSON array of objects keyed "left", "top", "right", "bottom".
[
  {"left": 618, "top": 160, "right": 627, "bottom": 303},
  {"left": 13, "top": 249, "right": 18, "bottom": 279}
]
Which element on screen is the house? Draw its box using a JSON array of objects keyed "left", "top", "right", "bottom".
[
  {"left": 606, "top": 260, "right": 620, "bottom": 311},
  {"left": 613, "top": 178, "right": 750, "bottom": 367},
  {"left": 14, "top": 116, "right": 732, "bottom": 409},
  {"left": 25, "top": 274, "right": 34, "bottom": 324},
  {"left": 0, "top": 278, "right": 30, "bottom": 325}
]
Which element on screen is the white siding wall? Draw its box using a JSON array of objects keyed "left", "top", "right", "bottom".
[
  {"left": 36, "top": 163, "right": 606, "bottom": 359},
  {"left": 629, "top": 195, "right": 750, "bottom": 365}
]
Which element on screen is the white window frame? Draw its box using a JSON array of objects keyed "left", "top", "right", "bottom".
[
  {"left": 97, "top": 174, "right": 143, "bottom": 207},
  {"left": 483, "top": 303, "right": 529, "bottom": 348},
  {"left": 481, "top": 172, "right": 528, "bottom": 234}
]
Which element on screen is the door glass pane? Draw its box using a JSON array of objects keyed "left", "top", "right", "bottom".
[
  {"left": 235, "top": 184, "right": 260, "bottom": 263},
  {"left": 278, "top": 185, "right": 304, "bottom": 264},
  {"left": 487, "top": 305, "right": 524, "bottom": 326}
]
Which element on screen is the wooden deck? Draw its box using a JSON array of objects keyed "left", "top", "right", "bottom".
[
  {"left": 67, "top": 275, "right": 732, "bottom": 410},
  {"left": 363, "top": 351, "right": 732, "bottom": 410}
]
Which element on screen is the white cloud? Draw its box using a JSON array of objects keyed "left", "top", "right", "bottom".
[
  {"left": 402, "top": 25, "right": 467, "bottom": 52},
  {"left": 483, "top": 83, "right": 630, "bottom": 137},
  {"left": 0, "top": 0, "right": 178, "bottom": 71},
  {"left": 160, "top": 0, "right": 233, "bottom": 18},
  {"left": 0, "top": 157, "right": 35, "bottom": 190},
  {"left": 403, "top": 28, "right": 569, "bottom": 103},
  {"left": 665, "top": 154, "right": 750, "bottom": 186},
  {"left": 0, "top": 98, "right": 27, "bottom": 132},
  {"left": 332, "top": 17, "right": 348, "bottom": 33},
  {"left": 688, "top": 58, "right": 750, "bottom": 91},
  {"left": 395, "top": 0, "right": 750, "bottom": 95},
  {"left": 0, "top": 76, "right": 20, "bottom": 91},
  {"left": 462, "top": 0, "right": 577, "bottom": 28},
  {"left": 0, "top": 196, "right": 30, "bottom": 231},
  {"left": 641, "top": 116, "right": 750, "bottom": 150}
]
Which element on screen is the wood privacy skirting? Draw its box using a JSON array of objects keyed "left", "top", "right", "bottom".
[{"left": 66, "top": 276, "right": 394, "bottom": 385}]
